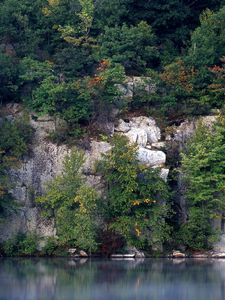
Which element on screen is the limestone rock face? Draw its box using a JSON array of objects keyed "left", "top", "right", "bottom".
[
  {"left": 117, "top": 77, "right": 156, "bottom": 99},
  {"left": 125, "top": 128, "right": 148, "bottom": 147},
  {"left": 83, "top": 141, "right": 111, "bottom": 174},
  {"left": 137, "top": 147, "right": 166, "bottom": 167},
  {"left": 0, "top": 107, "right": 169, "bottom": 241},
  {"left": 130, "top": 116, "right": 161, "bottom": 143},
  {"left": 115, "top": 116, "right": 167, "bottom": 177},
  {"left": 115, "top": 119, "right": 130, "bottom": 133},
  {"left": 159, "top": 168, "right": 170, "bottom": 182},
  {"left": 0, "top": 116, "right": 68, "bottom": 241}
]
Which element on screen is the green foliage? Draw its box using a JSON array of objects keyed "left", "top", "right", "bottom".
[
  {"left": 99, "top": 21, "right": 159, "bottom": 75},
  {"left": 99, "top": 135, "right": 171, "bottom": 250},
  {"left": 19, "top": 57, "right": 53, "bottom": 82},
  {"left": 0, "top": 52, "right": 19, "bottom": 103},
  {"left": 178, "top": 208, "right": 218, "bottom": 250},
  {"left": 3, "top": 233, "right": 38, "bottom": 256},
  {"left": 179, "top": 118, "right": 225, "bottom": 249},
  {"left": 42, "top": 237, "right": 59, "bottom": 256},
  {"left": 37, "top": 149, "right": 98, "bottom": 252},
  {"left": 95, "top": 0, "right": 222, "bottom": 60},
  {"left": 87, "top": 60, "right": 126, "bottom": 123},
  {"left": 208, "top": 57, "right": 225, "bottom": 108},
  {"left": 188, "top": 7, "right": 225, "bottom": 68},
  {"left": 57, "top": 0, "right": 94, "bottom": 46},
  {"left": 0, "top": 117, "right": 33, "bottom": 219}
]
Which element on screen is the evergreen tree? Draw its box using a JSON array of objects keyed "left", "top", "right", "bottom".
[{"left": 179, "top": 118, "right": 225, "bottom": 249}]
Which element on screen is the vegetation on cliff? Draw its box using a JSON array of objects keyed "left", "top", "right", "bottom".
[{"left": 0, "top": 0, "right": 225, "bottom": 255}]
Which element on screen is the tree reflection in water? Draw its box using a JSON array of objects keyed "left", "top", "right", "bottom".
[{"left": 0, "top": 258, "right": 225, "bottom": 300}]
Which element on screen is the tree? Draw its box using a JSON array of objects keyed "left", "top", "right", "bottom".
[
  {"left": 95, "top": 0, "right": 222, "bottom": 60},
  {"left": 57, "top": 0, "right": 94, "bottom": 46},
  {"left": 99, "top": 135, "right": 171, "bottom": 250},
  {"left": 209, "top": 56, "right": 225, "bottom": 108},
  {"left": 188, "top": 7, "right": 225, "bottom": 68},
  {"left": 37, "top": 149, "right": 98, "bottom": 252},
  {"left": 179, "top": 118, "right": 225, "bottom": 249},
  {"left": 0, "top": 52, "right": 19, "bottom": 103},
  {"left": 87, "top": 60, "right": 125, "bottom": 125},
  {"left": 98, "top": 21, "right": 159, "bottom": 75}
]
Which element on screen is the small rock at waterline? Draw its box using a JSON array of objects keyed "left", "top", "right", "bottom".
[
  {"left": 68, "top": 248, "right": 77, "bottom": 255},
  {"left": 79, "top": 250, "right": 88, "bottom": 257},
  {"left": 171, "top": 250, "right": 186, "bottom": 258}
]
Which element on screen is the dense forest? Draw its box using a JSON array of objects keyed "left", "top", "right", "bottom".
[{"left": 0, "top": 0, "right": 225, "bottom": 256}]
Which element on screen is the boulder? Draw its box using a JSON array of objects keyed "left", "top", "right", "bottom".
[
  {"left": 211, "top": 252, "right": 225, "bottom": 258},
  {"left": 68, "top": 248, "right": 77, "bottom": 255},
  {"left": 137, "top": 147, "right": 166, "bottom": 167},
  {"left": 117, "top": 77, "right": 155, "bottom": 98},
  {"left": 172, "top": 250, "right": 186, "bottom": 258},
  {"left": 79, "top": 250, "right": 88, "bottom": 257},
  {"left": 125, "top": 128, "right": 148, "bottom": 147},
  {"left": 115, "top": 119, "right": 130, "bottom": 133},
  {"left": 159, "top": 168, "right": 170, "bottom": 182},
  {"left": 152, "top": 142, "right": 166, "bottom": 149},
  {"left": 130, "top": 116, "right": 161, "bottom": 143}
]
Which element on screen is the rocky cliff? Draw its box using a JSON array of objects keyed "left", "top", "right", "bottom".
[
  {"left": 0, "top": 105, "right": 222, "bottom": 251},
  {"left": 0, "top": 109, "right": 169, "bottom": 242}
]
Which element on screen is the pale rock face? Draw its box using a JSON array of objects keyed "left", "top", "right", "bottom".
[
  {"left": 152, "top": 142, "right": 166, "bottom": 149},
  {"left": 0, "top": 116, "right": 69, "bottom": 241},
  {"left": 115, "top": 116, "right": 167, "bottom": 176},
  {"left": 125, "top": 128, "right": 148, "bottom": 147},
  {"left": 130, "top": 116, "right": 161, "bottom": 143},
  {"left": 116, "top": 116, "right": 161, "bottom": 145},
  {"left": 0, "top": 108, "right": 168, "bottom": 241},
  {"left": 115, "top": 119, "right": 130, "bottom": 132},
  {"left": 160, "top": 168, "right": 170, "bottom": 182},
  {"left": 173, "top": 120, "right": 196, "bottom": 144},
  {"left": 117, "top": 77, "right": 156, "bottom": 98},
  {"left": 137, "top": 147, "right": 166, "bottom": 167},
  {"left": 83, "top": 141, "right": 111, "bottom": 174},
  {"left": 129, "top": 116, "right": 156, "bottom": 127},
  {"left": 172, "top": 115, "right": 218, "bottom": 145}
]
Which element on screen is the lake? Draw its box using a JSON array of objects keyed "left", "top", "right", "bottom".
[{"left": 0, "top": 258, "right": 225, "bottom": 300}]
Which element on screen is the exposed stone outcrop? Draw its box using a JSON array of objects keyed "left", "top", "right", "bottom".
[
  {"left": 83, "top": 141, "right": 111, "bottom": 174},
  {"left": 117, "top": 77, "right": 156, "bottom": 99},
  {"left": 137, "top": 147, "right": 166, "bottom": 167},
  {"left": 115, "top": 116, "right": 166, "bottom": 171},
  {"left": 0, "top": 116, "right": 68, "bottom": 241},
  {"left": 0, "top": 109, "right": 168, "bottom": 241}
]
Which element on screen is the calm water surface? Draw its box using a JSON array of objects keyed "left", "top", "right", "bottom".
[{"left": 0, "top": 258, "right": 225, "bottom": 300}]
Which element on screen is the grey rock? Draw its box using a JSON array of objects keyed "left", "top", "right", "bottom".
[
  {"left": 137, "top": 147, "right": 166, "bottom": 167},
  {"left": 125, "top": 128, "right": 148, "bottom": 147},
  {"left": 79, "top": 250, "right": 88, "bottom": 257},
  {"left": 130, "top": 116, "right": 161, "bottom": 143},
  {"left": 171, "top": 250, "right": 186, "bottom": 258},
  {"left": 68, "top": 248, "right": 77, "bottom": 255},
  {"left": 159, "top": 168, "right": 170, "bottom": 182},
  {"left": 211, "top": 252, "right": 225, "bottom": 258},
  {"left": 83, "top": 141, "right": 111, "bottom": 174},
  {"left": 152, "top": 142, "right": 166, "bottom": 149},
  {"left": 115, "top": 119, "right": 130, "bottom": 133}
]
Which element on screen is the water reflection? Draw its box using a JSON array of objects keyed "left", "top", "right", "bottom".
[{"left": 0, "top": 258, "right": 225, "bottom": 300}]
